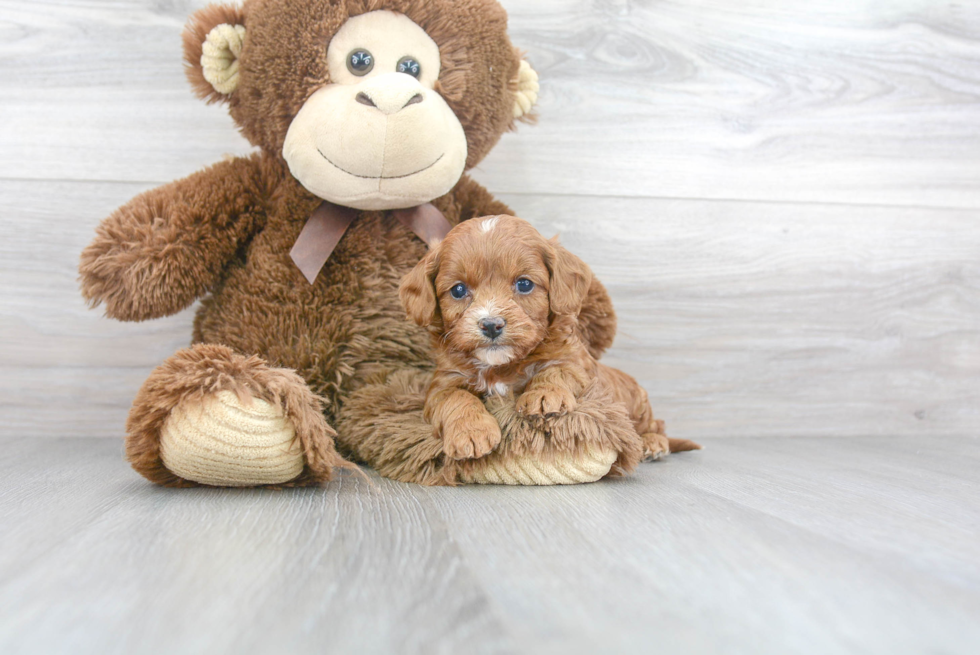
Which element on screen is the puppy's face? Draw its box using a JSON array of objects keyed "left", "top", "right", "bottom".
[
  {"left": 433, "top": 217, "right": 551, "bottom": 366},
  {"left": 400, "top": 215, "right": 593, "bottom": 367}
]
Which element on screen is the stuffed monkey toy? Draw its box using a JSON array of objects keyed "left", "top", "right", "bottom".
[{"left": 80, "top": 0, "right": 654, "bottom": 487}]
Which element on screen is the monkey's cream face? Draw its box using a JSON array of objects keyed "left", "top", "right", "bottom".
[{"left": 283, "top": 11, "right": 468, "bottom": 211}]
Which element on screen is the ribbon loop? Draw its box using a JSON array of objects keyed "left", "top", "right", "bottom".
[{"left": 290, "top": 202, "right": 453, "bottom": 284}]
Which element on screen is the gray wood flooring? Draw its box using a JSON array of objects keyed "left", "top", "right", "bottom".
[{"left": 1, "top": 436, "right": 978, "bottom": 654}]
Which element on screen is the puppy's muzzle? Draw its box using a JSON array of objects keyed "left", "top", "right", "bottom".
[{"left": 478, "top": 317, "right": 506, "bottom": 341}]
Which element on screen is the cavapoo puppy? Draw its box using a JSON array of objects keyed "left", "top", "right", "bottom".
[{"left": 399, "top": 214, "right": 700, "bottom": 461}]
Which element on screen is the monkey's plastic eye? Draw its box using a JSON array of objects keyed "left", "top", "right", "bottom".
[
  {"left": 347, "top": 49, "right": 375, "bottom": 76},
  {"left": 450, "top": 283, "right": 468, "bottom": 299},
  {"left": 397, "top": 56, "right": 422, "bottom": 78},
  {"left": 515, "top": 278, "right": 535, "bottom": 294}
]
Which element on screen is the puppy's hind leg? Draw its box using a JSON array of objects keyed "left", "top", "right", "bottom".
[
  {"left": 638, "top": 405, "right": 702, "bottom": 458},
  {"left": 644, "top": 419, "right": 702, "bottom": 458},
  {"left": 596, "top": 363, "right": 700, "bottom": 460},
  {"left": 639, "top": 415, "right": 670, "bottom": 462}
]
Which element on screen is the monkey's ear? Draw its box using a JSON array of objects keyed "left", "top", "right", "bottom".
[
  {"left": 183, "top": 4, "right": 248, "bottom": 103},
  {"left": 511, "top": 51, "right": 539, "bottom": 121},
  {"left": 545, "top": 239, "right": 593, "bottom": 317},
  {"left": 399, "top": 247, "right": 442, "bottom": 328}
]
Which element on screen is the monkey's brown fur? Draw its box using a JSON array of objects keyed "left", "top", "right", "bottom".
[{"left": 79, "top": 0, "right": 650, "bottom": 486}]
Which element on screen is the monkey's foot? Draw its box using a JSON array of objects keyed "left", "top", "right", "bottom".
[
  {"left": 458, "top": 444, "right": 619, "bottom": 485},
  {"left": 159, "top": 390, "right": 304, "bottom": 486},
  {"left": 126, "top": 344, "right": 349, "bottom": 487}
]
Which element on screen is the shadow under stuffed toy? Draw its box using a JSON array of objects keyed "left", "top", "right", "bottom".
[{"left": 79, "top": 0, "right": 672, "bottom": 487}]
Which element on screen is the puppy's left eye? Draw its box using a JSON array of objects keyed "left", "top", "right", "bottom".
[
  {"left": 450, "top": 283, "right": 468, "bottom": 299},
  {"left": 515, "top": 278, "right": 535, "bottom": 294}
]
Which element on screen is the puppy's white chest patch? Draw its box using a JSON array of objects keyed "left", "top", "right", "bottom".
[
  {"left": 489, "top": 381, "right": 510, "bottom": 396},
  {"left": 472, "top": 368, "right": 510, "bottom": 398}
]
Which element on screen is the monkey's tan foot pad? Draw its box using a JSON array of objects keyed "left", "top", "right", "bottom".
[
  {"left": 159, "top": 390, "right": 304, "bottom": 487},
  {"left": 458, "top": 444, "right": 619, "bottom": 485}
]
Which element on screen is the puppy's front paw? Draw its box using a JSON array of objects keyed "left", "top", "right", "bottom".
[
  {"left": 517, "top": 385, "right": 577, "bottom": 419},
  {"left": 443, "top": 411, "right": 502, "bottom": 460}
]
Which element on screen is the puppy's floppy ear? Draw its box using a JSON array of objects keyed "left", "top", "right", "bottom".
[
  {"left": 545, "top": 238, "right": 593, "bottom": 317},
  {"left": 183, "top": 4, "right": 248, "bottom": 103},
  {"left": 399, "top": 246, "right": 442, "bottom": 327}
]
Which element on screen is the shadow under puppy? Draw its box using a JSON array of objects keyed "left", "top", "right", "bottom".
[{"left": 399, "top": 214, "right": 700, "bottom": 462}]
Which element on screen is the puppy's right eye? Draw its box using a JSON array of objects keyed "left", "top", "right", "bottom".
[{"left": 450, "top": 283, "right": 468, "bottom": 299}]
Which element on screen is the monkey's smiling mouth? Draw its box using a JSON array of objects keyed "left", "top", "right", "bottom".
[{"left": 317, "top": 148, "right": 444, "bottom": 180}]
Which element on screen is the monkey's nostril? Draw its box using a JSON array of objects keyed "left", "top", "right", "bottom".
[
  {"left": 355, "top": 92, "right": 376, "bottom": 107},
  {"left": 403, "top": 93, "right": 424, "bottom": 108}
]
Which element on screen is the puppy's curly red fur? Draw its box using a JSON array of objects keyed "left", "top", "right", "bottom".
[{"left": 400, "top": 215, "right": 700, "bottom": 461}]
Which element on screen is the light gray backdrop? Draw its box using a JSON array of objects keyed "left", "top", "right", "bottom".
[{"left": 2, "top": 0, "right": 978, "bottom": 441}]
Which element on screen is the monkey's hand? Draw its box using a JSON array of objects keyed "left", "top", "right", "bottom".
[{"left": 80, "top": 154, "right": 271, "bottom": 321}]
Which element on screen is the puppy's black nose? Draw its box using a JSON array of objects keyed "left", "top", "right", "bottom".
[{"left": 479, "top": 317, "right": 506, "bottom": 340}]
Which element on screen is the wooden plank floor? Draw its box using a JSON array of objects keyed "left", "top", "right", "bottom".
[{"left": 1, "top": 436, "right": 978, "bottom": 654}]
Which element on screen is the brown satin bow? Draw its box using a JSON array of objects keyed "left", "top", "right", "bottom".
[{"left": 289, "top": 201, "right": 452, "bottom": 284}]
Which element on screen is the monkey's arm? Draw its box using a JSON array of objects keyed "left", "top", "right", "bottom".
[{"left": 80, "top": 154, "right": 275, "bottom": 321}]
